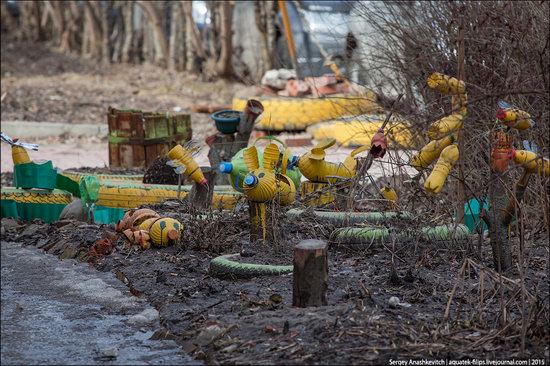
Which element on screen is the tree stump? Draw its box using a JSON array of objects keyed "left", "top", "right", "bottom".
[
  {"left": 188, "top": 167, "right": 216, "bottom": 209},
  {"left": 293, "top": 239, "right": 328, "bottom": 307}
]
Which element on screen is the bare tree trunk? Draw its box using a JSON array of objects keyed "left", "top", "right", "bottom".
[
  {"left": 1, "top": 1, "right": 19, "bottom": 36},
  {"left": 181, "top": 0, "right": 207, "bottom": 72},
  {"left": 31, "top": 1, "right": 45, "bottom": 41},
  {"left": 121, "top": 1, "right": 134, "bottom": 63},
  {"left": 216, "top": 1, "right": 234, "bottom": 78},
  {"left": 182, "top": 8, "right": 190, "bottom": 70},
  {"left": 137, "top": 1, "right": 168, "bottom": 67},
  {"left": 167, "top": 2, "right": 180, "bottom": 71},
  {"left": 110, "top": 2, "right": 124, "bottom": 63},
  {"left": 48, "top": 1, "right": 65, "bottom": 48},
  {"left": 18, "top": 2, "right": 38, "bottom": 41},
  {"left": 81, "top": 13, "right": 91, "bottom": 57},
  {"left": 184, "top": 8, "right": 195, "bottom": 72},
  {"left": 100, "top": 1, "right": 111, "bottom": 64},
  {"left": 84, "top": 1, "right": 103, "bottom": 60},
  {"left": 255, "top": 1, "right": 274, "bottom": 75}
]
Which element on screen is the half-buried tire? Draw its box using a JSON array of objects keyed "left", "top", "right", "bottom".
[{"left": 210, "top": 253, "right": 293, "bottom": 279}]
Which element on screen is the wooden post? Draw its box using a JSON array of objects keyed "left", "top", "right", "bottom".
[
  {"left": 488, "top": 132, "right": 513, "bottom": 271},
  {"left": 454, "top": 13, "right": 466, "bottom": 224},
  {"left": 188, "top": 167, "right": 216, "bottom": 209},
  {"left": 293, "top": 239, "right": 328, "bottom": 307}
]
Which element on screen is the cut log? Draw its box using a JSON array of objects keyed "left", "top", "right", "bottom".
[{"left": 293, "top": 239, "right": 328, "bottom": 307}]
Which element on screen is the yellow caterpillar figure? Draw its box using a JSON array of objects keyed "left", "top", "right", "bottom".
[
  {"left": 297, "top": 138, "right": 369, "bottom": 184},
  {"left": 496, "top": 100, "right": 535, "bottom": 132},
  {"left": 427, "top": 114, "right": 463, "bottom": 140},
  {"left": 120, "top": 209, "right": 183, "bottom": 249},
  {"left": 242, "top": 143, "right": 296, "bottom": 205},
  {"left": 424, "top": 144, "right": 459, "bottom": 194},
  {"left": 512, "top": 150, "right": 549, "bottom": 177},
  {"left": 380, "top": 184, "right": 398, "bottom": 208},
  {"left": 410, "top": 135, "right": 455, "bottom": 171}
]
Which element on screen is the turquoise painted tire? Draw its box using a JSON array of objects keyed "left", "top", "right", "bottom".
[
  {"left": 332, "top": 224, "right": 470, "bottom": 247},
  {"left": 286, "top": 209, "right": 412, "bottom": 227},
  {"left": 210, "top": 253, "right": 293, "bottom": 279}
]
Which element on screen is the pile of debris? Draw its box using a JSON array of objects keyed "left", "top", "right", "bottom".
[{"left": 260, "top": 69, "right": 350, "bottom": 97}]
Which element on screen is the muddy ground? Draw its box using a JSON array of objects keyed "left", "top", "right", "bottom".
[
  {"left": 2, "top": 197, "right": 549, "bottom": 364},
  {"left": 2, "top": 38, "right": 549, "bottom": 364}
]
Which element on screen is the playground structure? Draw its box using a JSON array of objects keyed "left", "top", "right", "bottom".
[{"left": 1, "top": 86, "right": 548, "bottom": 274}]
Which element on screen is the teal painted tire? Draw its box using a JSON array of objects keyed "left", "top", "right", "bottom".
[{"left": 210, "top": 253, "right": 293, "bottom": 279}]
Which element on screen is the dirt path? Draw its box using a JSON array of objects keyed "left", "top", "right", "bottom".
[
  {"left": 0, "top": 39, "right": 254, "bottom": 142},
  {"left": 1, "top": 240, "right": 196, "bottom": 365},
  {"left": 2, "top": 207, "right": 548, "bottom": 364}
]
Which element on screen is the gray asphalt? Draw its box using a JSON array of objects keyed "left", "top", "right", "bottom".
[{"left": 1, "top": 241, "right": 198, "bottom": 365}]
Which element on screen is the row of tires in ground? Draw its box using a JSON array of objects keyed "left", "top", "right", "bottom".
[
  {"left": 1, "top": 170, "right": 242, "bottom": 224},
  {"left": 209, "top": 209, "right": 471, "bottom": 279}
]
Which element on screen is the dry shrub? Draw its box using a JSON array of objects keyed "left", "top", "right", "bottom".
[{"left": 351, "top": 0, "right": 549, "bottom": 232}]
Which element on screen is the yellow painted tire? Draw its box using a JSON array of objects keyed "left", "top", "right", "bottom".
[
  {"left": 300, "top": 181, "right": 336, "bottom": 207},
  {"left": 307, "top": 117, "right": 418, "bottom": 149},
  {"left": 1, "top": 187, "right": 72, "bottom": 204},
  {"left": 233, "top": 95, "right": 382, "bottom": 131},
  {"left": 94, "top": 182, "right": 241, "bottom": 210},
  {"left": 60, "top": 170, "right": 143, "bottom": 184}
]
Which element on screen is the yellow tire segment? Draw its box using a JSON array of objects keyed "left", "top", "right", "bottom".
[
  {"left": 95, "top": 182, "right": 241, "bottom": 210},
  {"left": 1, "top": 188, "right": 72, "bottom": 205},
  {"left": 233, "top": 95, "right": 382, "bottom": 131}
]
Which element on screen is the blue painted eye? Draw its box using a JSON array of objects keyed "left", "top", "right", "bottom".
[
  {"left": 160, "top": 221, "right": 166, "bottom": 230},
  {"left": 258, "top": 173, "right": 265, "bottom": 178},
  {"left": 174, "top": 223, "right": 180, "bottom": 230}
]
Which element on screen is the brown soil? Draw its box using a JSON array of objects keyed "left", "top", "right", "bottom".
[
  {"left": 0, "top": 38, "right": 253, "bottom": 142},
  {"left": 1, "top": 39, "right": 549, "bottom": 365},
  {"left": 2, "top": 199, "right": 548, "bottom": 364}
]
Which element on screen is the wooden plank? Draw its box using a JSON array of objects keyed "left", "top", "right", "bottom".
[
  {"left": 132, "top": 111, "right": 144, "bottom": 138},
  {"left": 145, "top": 144, "right": 158, "bottom": 168},
  {"left": 119, "top": 144, "right": 134, "bottom": 168},
  {"left": 133, "top": 144, "right": 146, "bottom": 168}
]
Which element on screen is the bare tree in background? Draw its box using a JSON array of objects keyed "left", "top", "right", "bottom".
[
  {"left": 353, "top": 0, "right": 549, "bottom": 229},
  {"left": 1, "top": 0, "right": 243, "bottom": 79}
]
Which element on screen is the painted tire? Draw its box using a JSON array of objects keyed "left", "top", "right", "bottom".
[
  {"left": 233, "top": 95, "right": 381, "bottom": 131},
  {"left": 210, "top": 253, "right": 293, "bottom": 279},
  {"left": 1, "top": 187, "right": 72, "bottom": 223},
  {"left": 87, "top": 181, "right": 241, "bottom": 210},
  {"left": 286, "top": 209, "right": 412, "bottom": 227},
  {"left": 1, "top": 187, "right": 72, "bottom": 204},
  {"left": 332, "top": 224, "right": 470, "bottom": 247},
  {"left": 59, "top": 170, "right": 143, "bottom": 183}
]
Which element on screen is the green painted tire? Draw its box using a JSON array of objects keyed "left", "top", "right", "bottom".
[
  {"left": 210, "top": 253, "right": 293, "bottom": 279},
  {"left": 1, "top": 187, "right": 72, "bottom": 223},
  {"left": 332, "top": 224, "right": 470, "bottom": 247},
  {"left": 286, "top": 209, "right": 412, "bottom": 227}
]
